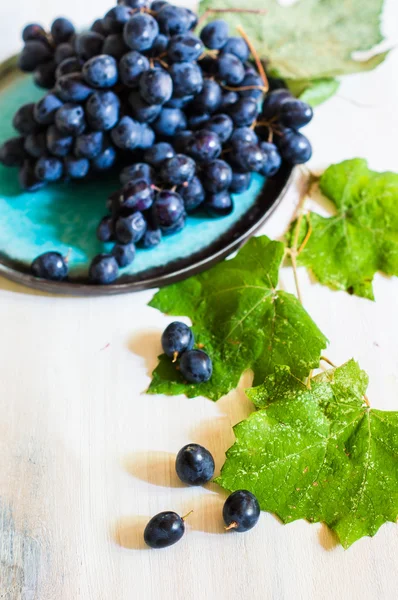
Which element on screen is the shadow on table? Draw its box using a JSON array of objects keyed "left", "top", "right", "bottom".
[
  {"left": 122, "top": 451, "right": 185, "bottom": 488},
  {"left": 318, "top": 523, "right": 339, "bottom": 551},
  {"left": 127, "top": 329, "right": 162, "bottom": 376},
  {"left": 111, "top": 515, "right": 150, "bottom": 551}
]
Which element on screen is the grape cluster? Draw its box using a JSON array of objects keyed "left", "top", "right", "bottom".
[
  {"left": 161, "top": 321, "right": 212, "bottom": 383},
  {"left": 0, "top": 3, "right": 314, "bottom": 285}
]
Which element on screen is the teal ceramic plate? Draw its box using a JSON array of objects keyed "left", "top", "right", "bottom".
[{"left": 0, "top": 63, "right": 293, "bottom": 295}]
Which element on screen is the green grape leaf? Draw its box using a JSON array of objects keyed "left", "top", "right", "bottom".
[
  {"left": 148, "top": 236, "right": 327, "bottom": 400},
  {"left": 288, "top": 159, "right": 398, "bottom": 300},
  {"left": 216, "top": 360, "right": 398, "bottom": 548},
  {"left": 286, "top": 78, "right": 340, "bottom": 107},
  {"left": 198, "top": 0, "right": 386, "bottom": 81}
]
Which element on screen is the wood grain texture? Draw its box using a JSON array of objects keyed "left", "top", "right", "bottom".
[{"left": 1, "top": 1, "right": 398, "bottom": 599}]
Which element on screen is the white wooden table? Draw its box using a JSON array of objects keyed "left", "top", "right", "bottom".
[{"left": 1, "top": 2, "right": 398, "bottom": 598}]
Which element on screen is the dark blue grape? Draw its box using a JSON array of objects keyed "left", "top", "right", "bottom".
[
  {"left": 188, "top": 113, "right": 209, "bottom": 130},
  {"left": 175, "top": 443, "right": 215, "bottom": 485},
  {"left": 239, "top": 73, "right": 264, "bottom": 99},
  {"left": 222, "top": 37, "right": 249, "bottom": 61},
  {"left": 219, "top": 91, "right": 239, "bottom": 111},
  {"left": 230, "top": 171, "right": 252, "bottom": 193},
  {"left": 161, "top": 213, "right": 186, "bottom": 235},
  {"left": 115, "top": 211, "right": 147, "bottom": 243},
  {"left": 186, "top": 129, "right": 221, "bottom": 163},
  {"left": 22, "top": 23, "right": 46, "bottom": 43},
  {"left": 74, "top": 32, "right": 104, "bottom": 61},
  {"left": 86, "top": 90, "right": 120, "bottom": 131},
  {"left": 83, "top": 55, "right": 118, "bottom": 88},
  {"left": 128, "top": 91, "right": 161, "bottom": 123},
  {"left": 97, "top": 216, "right": 114, "bottom": 241},
  {"left": 119, "top": 162, "right": 153, "bottom": 185},
  {"left": 0, "top": 137, "right": 26, "bottom": 167},
  {"left": 179, "top": 349, "right": 212, "bottom": 382},
  {"left": 157, "top": 5, "right": 191, "bottom": 35},
  {"left": 64, "top": 156, "right": 89, "bottom": 178},
  {"left": 167, "top": 33, "right": 203, "bottom": 62},
  {"left": 144, "top": 142, "right": 175, "bottom": 166},
  {"left": 170, "top": 62, "right": 203, "bottom": 97},
  {"left": 12, "top": 103, "right": 40, "bottom": 135},
  {"left": 121, "top": 0, "right": 150, "bottom": 7},
  {"left": 19, "top": 160, "right": 46, "bottom": 191},
  {"left": 119, "top": 50, "right": 149, "bottom": 87},
  {"left": 200, "top": 20, "right": 228, "bottom": 50},
  {"left": 217, "top": 52, "right": 245, "bottom": 86},
  {"left": 150, "top": 0, "right": 168, "bottom": 11},
  {"left": 259, "top": 142, "right": 281, "bottom": 176},
  {"left": 31, "top": 251, "right": 68, "bottom": 281},
  {"left": 205, "top": 190, "right": 233, "bottom": 217},
  {"left": 232, "top": 143, "right": 265, "bottom": 172},
  {"left": 280, "top": 99, "right": 313, "bottom": 128},
  {"left": 33, "top": 60, "right": 56, "bottom": 89},
  {"left": 191, "top": 79, "right": 222, "bottom": 113},
  {"left": 46, "top": 125, "right": 73, "bottom": 157},
  {"left": 205, "top": 114, "right": 233, "bottom": 142},
  {"left": 89, "top": 254, "right": 119, "bottom": 284},
  {"left": 112, "top": 242, "right": 136, "bottom": 266},
  {"left": 139, "top": 68, "right": 173, "bottom": 105},
  {"left": 202, "top": 159, "right": 232, "bottom": 193},
  {"left": 55, "top": 56, "right": 83, "bottom": 79},
  {"left": 54, "top": 42, "right": 75, "bottom": 65},
  {"left": 51, "top": 18, "right": 75, "bottom": 44},
  {"left": 223, "top": 490, "right": 260, "bottom": 532},
  {"left": 121, "top": 179, "right": 154, "bottom": 211},
  {"left": 144, "top": 512, "right": 185, "bottom": 549},
  {"left": 24, "top": 132, "right": 47, "bottom": 158},
  {"left": 91, "top": 142, "right": 116, "bottom": 170},
  {"left": 198, "top": 55, "right": 217, "bottom": 76},
  {"left": 33, "top": 93, "right": 63, "bottom": 125},
  {"left": 161, "top": 321, "right": 194, "bottom": 358},
  {"left": 277, "top": 129, "right": 312, "bottom": 164},
  {"left": 174, "top": 130, "right": 193, "bottom": 153},
  {"left": 74, "top": 131, "right": 103, "bottom": 158},
  {"left": 55, "top": 102, "right": 86, "bottom": 135},
  {"left": 18, "top": 40, "right": 53, "bottom": 72},
  {"left": 35, "top": 156, "right": 63, "bottom": 181},
  {"left": 153, "top": 107, "right": 187, "bottom": 136},
  {"left": 102, "top": 33, "right": 129, "bottom": 59},
  {"left": 91, "top": 19, "right": 106, "bottom": 35},
  {"left": 185, "top": 8, "right": 198, "bottom": 30},
  {"left": 160, "top": 154, "right": 195, "bottom": 185},
  {"left": 139, "top": 123, "right": 155, "bottom": 149},
  {"left": 141, "top": 227, "right": 162, "bottom": 248},
  {"left": 148, "top": 33, "right": 169, "bottom": 57},
  {"left": 56, "top": 73, "right": 93, "bottom": 102},
  {"left": 177, "top": 176, "right": 204, "bottom": 212},
  {"left": 230, "top": 126, "right": 258, "bottom": 146},
  {"left": 111, "top": 116, "right": 142, "bottom": 149},
  {"left": 103, "top": 6, "right": 132, "bottom": 34},
  {"left": 261, "top": 89, "right": 292, "bottom": 119},
  {"left": 152, "top": 190, "right": 185, "bottom": 228},
  {"left": 228, "top": 97, "right": 259, "bottom": 127},
  {"left": 123, "top": 13, "right": 159, "bottom": 51}
]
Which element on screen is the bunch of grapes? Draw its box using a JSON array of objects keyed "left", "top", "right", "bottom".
[{"left": 0, "top": 2, "right": 314, "bottom": 285}]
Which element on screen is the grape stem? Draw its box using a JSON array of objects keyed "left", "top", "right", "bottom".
[
  {"left": 182, "top": 510, "right": 194, "bottom": 521},
  {"left": 224, "top": 521, "right": 238, "bottom": 531},
  {"left": 236, "top": 25, "right": 269, "bottom": 92}
]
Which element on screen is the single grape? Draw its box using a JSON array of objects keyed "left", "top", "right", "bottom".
[
  {"left": 186, "top": 129, "right": 222, "bottom": 163},
  {"left": 177, "top": 175, "right": 205, "bottom": 212},
  {"left": 0, "top": 137, "right": 26, "bottom": 167},
  {"left": 205, "top": 190, "right": 233, "bottom": 217},
  {"left": 152, "top": 190, "right": 185, "bottom": 228},
  {"left": 123, "top": 13, "right": 159, "bottom": 51},
  {"left": 144, "top": 142, "right": 175, "bottom": 166},
  {"left": 64, "top": 156, "right": 90, "bottom": 179},
  {"left": 97, "top": 216, "right": 114, "bottom": 242},
  {"left": 91, "top": 19, "right": 106, "bottom": 35},
  {"left": 160, "top": 154, "right": 195, "bottom": 185},
  {"left": 86, "top": 91, "right": 120, "bottom": 131},
  {"left": 56, "top": 73, "right": 93, "bottom": 102},
  {"left": 229, "top": 171, "right": 251, "bottom": 193},
  {"left": 175, "top": 443, "right": 215, "bottom": 485},
  {"left": 55, "top": 57, "right": 83, "bottom": 79},
  {"left": 46, "top": 125, "right": 73, "bottom": 157},
  {"left": 12, "top": 103, "right": 40, "bottom": 135},
  {"left": 122, "top": 179, "right": 154, "bottom": 211},
  {"left": 89, "top": 254, "right": 119, "bottom": 284},
  {"left": 191, "top": 79, "right": 222, "bottom": 114},
  {"left": 144, "top": 511, "right": 185, "bottom": 549},
  {"left": 280, "top": 99, "right": 313, "bottom": 128},
  {"left": 156, "top": 5, "right": 191, "bottom": 35},
  {"left": 35, "top": 156, "right": 63, "bottom": 181},
  {"left": 217, "top": 52, "right": 245, "bottom": 86},
  {"left": 102, "top": 33, "right": 129, "bottom": 59},
  {"left": 230, "top": 127, "right": 258, "bottom": 146},
  {"left": 54, "top": 42, "right": 75, "bottom": 65},
  {"left": 141, "top": 227, "right": 162, "bottom": 248},
  {"left": 22, "top": 23, "right": 47, "bottom": 43},
  {"left": 261, "top": 89, "right": 292, "bottom": 119},
  {"left": 205, "top": 114, "right": 233, "bottom": 142},
  {"left": 51, "top": 17, "right": 75, "bottom": 44},
  {"left": 91, "top": 142, "right": 116, "bottom": 170},
  {"left": 174, "top": 130, "right": 193, "bottom": 153},
  {"left": 128, "top": 91, "right": 162, "bottom": 123},
  {"left": 119, "top": 162, "right": 153, "bottom": 185},
  {"left": 228, "top": 97, "right": 259, "bottom": 127},
  {"left": 119, "top": 51, "right": 149, "bottom": 87},
  {"left": 170, "top": 62, "right": 203, "bottom": 97},
  {"left": 161, "top": 321, "right": 194, "bottom": 359},
  {"left": 111, "top": 242, "right": 136, "bottom": 266},
  {"left": 18, "top": 160, "right": 45, "bottom": 191},
  {"left": 162, "top": 213, "right": 186, "bottom": 235},
  {"left": 139, "top": 68, "right": 173, "bottom": 105},
  {"left": 115, "top": 211, "right": 147, "bottom": 243},
  {"left": 74, "top": 131, "right": 103, "bottom": 159},
  {"left": 259, "top": 142, "right": 282, "bottom": 176},
  {"left": 167, "top": 33, "right": 203, "bottom": 62},
  {"left": 188, "top": 113, "right": 209, "bottom": 130},
  {"left": 223, "top": 490, "right": 260, "bottom": 532},
  {"left": 139, "top": 123, "right": 155, "bottom": 149},
  {"left": 232, "top": 143, "right": 265, "bottom": 172},
  {"left": 202, "top": 159, "right": 232, "bottom": 193},
  {"left": 200, "top": 20, "right": 228, "bottom": 50},
  {"left": 82, "top": 55, "right": 118, "bottom": 88},
  {"left": 31, "top": 251, "right": 68, "bottom": 281},
  {"left": 33, "top": 60, "right": 56, "bottom": 89},
  {"left": 18, "top": 40, "right": 53, "bottom": 72},
  {"left": 219, "top": 91, "right": 239, "bottom": 111},
  {"left": 111, "top": 116, "right": 142, "bottom": 150},
  {"left": 74, "top": 32, "right": 105, "bottom": 61},
  {"left": 24, "top": 132, "right": 47, "bottom": 158},
  {"left": 55, "top": 103, "right": 86, "bottom": 135},
  {"left": 239, "top": 72, "right": 264, "bottom": 99},
  {"left": 150, "top": 0, "right": 168, "bottom": 11},
  {"left": 103, "top": 6, "right": 132, "bottom": 34},
  {"left": 179, "top": 349, "right": 212, "bottom": 383},
  {"left": 33, "top": 93, "right": 63, "bottom": 125},
  {"left": 277, "top": 129, "right": 312, "bottom": 164},
  {"left": 185, "top": 8, "right": 198, "bottom": 30},
  {"left": 122, "top": 0, "right": 150, "bottom": 8},
  {"left": 222, "top": 37, "right": 249, "bottom": 61},
  {"left": 153, "top": 108, "right": 187, "bottom": 137}
]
